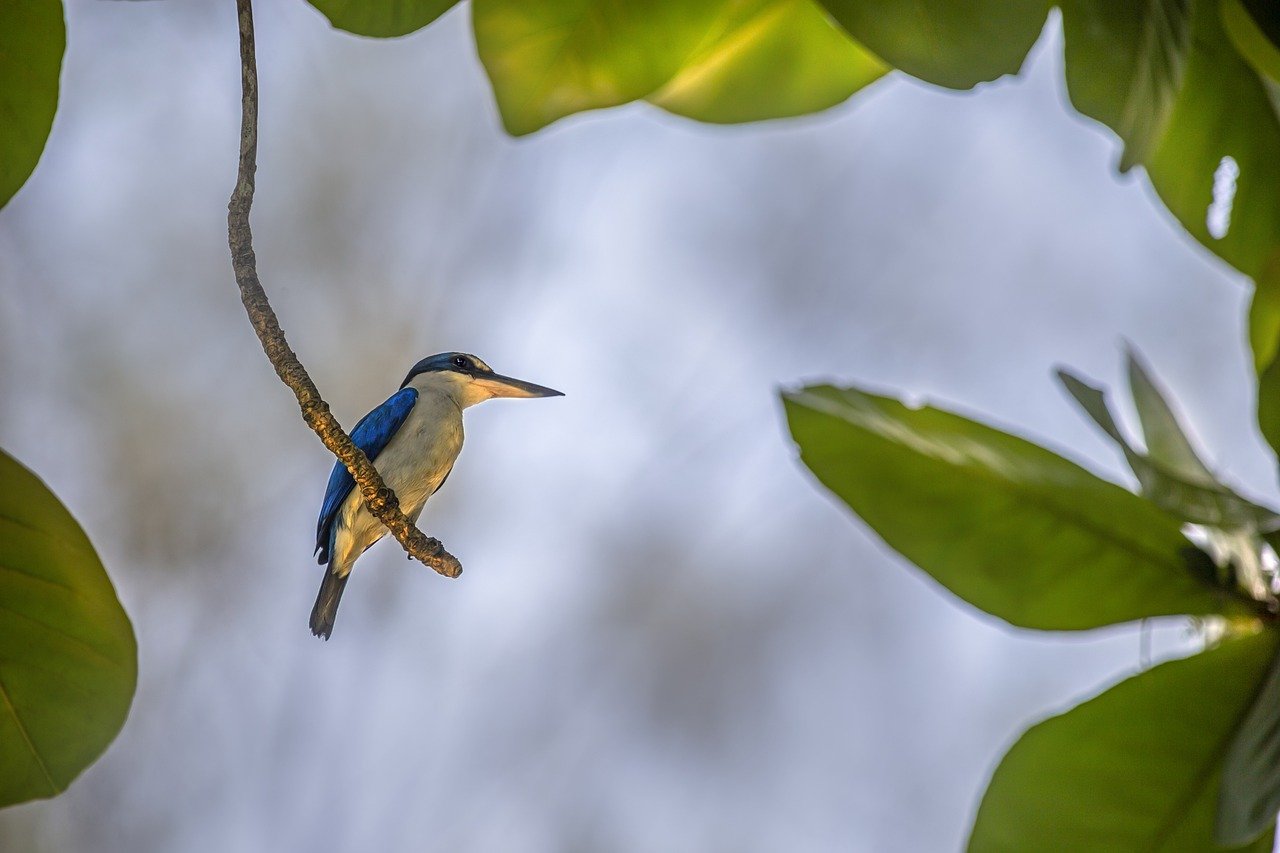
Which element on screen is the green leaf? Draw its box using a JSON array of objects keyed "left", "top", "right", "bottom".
[
  {"left": 0, "top": 0, "right": 64, "bottom": 209},
  {"left": 783, "top": 385, "right": 1242, "bottom": 631},
  {"left": 815, "top": 0, "right": 1051, "bottom": 90},
  {"left": 1249, "top": 255, "right": 1280, "bottom": 376},
  {"left": 1145, "top": 0, "right": 1280, "bottom": 279},
  {"left": 304, "top": 0, "right": 458, "bottom": 38},
  {"left": 1255, "top": 258, "right": 1280, "bottom": 461},
  {"left": 1222, "top": 0, "right": 1280, "bottom": 86},
  {"left": 472, "top": 0, "right": 884, "bottom": 135},
  {"left": 1126, "top": 347, "right": 1218, "bottom": 486},
  {"left": 650, "top": 0, "right": 887, "bottom": 125},
  {"left": 969, "top": 629, "right": 1279, "bottom": 852},
  {"left": 1070, "top": 0, "right": 1280, "bottom": 279},
  {"left": 1057, "top": 368, "right": 1277, "bottom": 528},
  {"left": 1220, "top": 640, "right": 1280, "bottom": 845},
  {"left": 473, "top": 0, "right": 722, "bottom": 135},
  {"left": 1238, "top": 0, "right": 1280, "bottom": 46},
  {"left": 0, "top": 449, "right": 136, "bottom": 807},
  {"left": 1059, "top": 0, "right": 1192, "bottom": 171},
  {"left": 1255, "top": 251, "right": 1280, "bottom": 465}
]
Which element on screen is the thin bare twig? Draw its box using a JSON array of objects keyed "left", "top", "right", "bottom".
[{"left": 227, "top": 0, "right": 461, "bottom": 578}]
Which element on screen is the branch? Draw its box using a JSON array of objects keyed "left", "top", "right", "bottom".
[{"left": 227, "top": 0, "right": 461, "bottom": 579}]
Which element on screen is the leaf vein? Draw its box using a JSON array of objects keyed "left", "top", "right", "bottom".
[{"left": 0, "top": 669, "right": 58, "bottom": 796}]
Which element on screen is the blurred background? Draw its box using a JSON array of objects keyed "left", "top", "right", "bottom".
[{"left": 0, "top": 1, "right": 1271, "bottom": 850}]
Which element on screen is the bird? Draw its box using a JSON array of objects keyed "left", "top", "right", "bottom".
[{"left": 311, "top": 352, "right": 562, "bottom": 639}]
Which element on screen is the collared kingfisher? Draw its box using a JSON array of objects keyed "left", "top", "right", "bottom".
[{"left": 311, "top": 352, "right": 561, "bottom": 639}]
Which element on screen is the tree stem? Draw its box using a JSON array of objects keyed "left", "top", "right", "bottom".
[{"left": 227, "top": 0, "right": 461, "bottom": 579}]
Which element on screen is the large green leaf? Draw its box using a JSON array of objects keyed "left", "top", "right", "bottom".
[
  {"left": 783, "top": 385, "right": 1248, "bottom": 630},
  {"left": 473, "top": 0, "right": 722, "bottom": 135},
  {"left": 1064, "top": 0, "right": 1280, "bottom": 280},
  {"left": 1059, "top": 0, "right": 1191, "bottom": 171},
  {"left": 304, "top": 0, "right": 458, "bottom": 38},
  {"left": 472, "top": 0, "right": 884, "bottom": 135},
  {"left": 0, "top": 0, "right": 64, "bottom": 209},
  {"left": 815, "top": 0, "right": 1051, "bottom": 90},
  {"left": 650, "top": 0, "right": 887, "bottom": 125},
  {"left": 1057, "top": 368, "right": 1277, "bottom": 528},
  {"left": 969, "top": 629, "right": 1279, "bottom": 851},
  {"left": 0, "top": 449, "right": 136, "bottom": 807},
  {"left": 1220, "top": 641, "right": 1280, "bottom": 845}
]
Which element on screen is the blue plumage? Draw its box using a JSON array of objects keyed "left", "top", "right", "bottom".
[
  {"left": 314, "top": 387, "right": 418, "bottom": 563},
  {"left": 308, "top": 352, "right": 562, "bottom": 640}
]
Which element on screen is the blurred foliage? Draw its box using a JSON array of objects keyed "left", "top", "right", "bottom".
[
  {"left": 1134, "top": 0, "right": 1280, "bottom": 281},
  {"left": 1257, "top": 266, "right": 1280, "bottom": 467},
  {"left": 785, "top": 357, "right": 1280, "bottom": 848},
  {"left": 0, "top": 0, "right": 63, "bottom": 209},
  {"left": 1222, "top": 638, "right": 1280, "bottom": 845},
  {"left": 1223, "top": 0, "right": 1280, "bottom": 86},
  {"left": 1058, "top": 0, "right": 1190, "bottom": 173},
  {"left": 305, "top": 0, "right": 458, "bottom": 37},
  {"left": 0, "top": 450, "right": 135, "bottom": 809},
  {"left": 648, "top": 0, "right": 887, "bottom": 125},
  {"left": 969, "top": 629, "right": 1277, "bottom": 852},
  {"left": 470, "top": 0, "right": 729, "bottom": 136},
  {"left": 819, "top": 0, "right": 1051, "bottom": 89},
  {"left": 471, "top": 0, "right": 886, "bottom": 135}
]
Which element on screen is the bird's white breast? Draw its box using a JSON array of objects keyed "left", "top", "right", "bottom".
[{"left": 329, "top": 386, "right": 464, "bottom": 575}]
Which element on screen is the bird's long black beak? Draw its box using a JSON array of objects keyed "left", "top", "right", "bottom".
[{"left": 475, "top": 373, "right": 564, "bottom": 399}]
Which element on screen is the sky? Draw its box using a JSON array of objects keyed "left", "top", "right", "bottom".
[{"left": 0, "top": 1, "right": 1272, "bottom": 851}]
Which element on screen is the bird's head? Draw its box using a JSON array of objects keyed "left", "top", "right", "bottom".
[{"left": 400, "top": 352, "right": 563, "bottom": 408}]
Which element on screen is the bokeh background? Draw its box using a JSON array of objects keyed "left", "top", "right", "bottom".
[{"left": 0, "top": 1, "right": 1271, "bottom": 850}]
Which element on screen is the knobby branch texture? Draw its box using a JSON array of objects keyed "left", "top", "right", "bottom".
[{"left": 227, "top": 0, "right": 461, "bottom": 578}]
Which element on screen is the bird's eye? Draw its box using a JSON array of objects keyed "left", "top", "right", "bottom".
[{"left": 452, "top": 356, "right": 469, "bottom": 369}]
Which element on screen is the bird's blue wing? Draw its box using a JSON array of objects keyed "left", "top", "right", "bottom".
[{"left": 315, "top": 387, "right": 418, "bottom": 563}]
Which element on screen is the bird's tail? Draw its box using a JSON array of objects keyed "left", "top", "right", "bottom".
[{"left": 310, "top": 567, "right": 349, "bottom": 640}]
